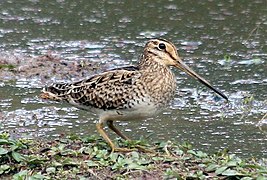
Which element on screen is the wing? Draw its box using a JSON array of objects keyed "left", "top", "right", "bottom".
[{"left": 41, "top": 66, "right": 142, "bottom": 110}]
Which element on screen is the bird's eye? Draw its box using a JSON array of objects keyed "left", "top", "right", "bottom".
[{"left": 158, "top": 43, "right": 166, "bottom": 50}]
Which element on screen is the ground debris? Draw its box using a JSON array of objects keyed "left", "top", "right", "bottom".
[
  {"left": 0, "top": 52, "right": 100, "bottom": 84},
  {"left": 0, "top": 133, "right": 266, "bottom": 179}
]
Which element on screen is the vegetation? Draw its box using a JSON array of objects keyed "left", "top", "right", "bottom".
[
  {"left": 0, "top": 64, "right": 15, "bottom": 70},
  {"left": 0, "top": 132, "right": 266, "bottom": 179}
]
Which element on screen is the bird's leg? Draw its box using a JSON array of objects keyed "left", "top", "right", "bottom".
[
  {"left": 107, "top": 120, "right": 130, "bottom": 140},
  {"left": 106, "top": 120, "right": 155, "bottom": 154},
  {"left": 96, "top": 122, "right": 132, "bottom": 152}
]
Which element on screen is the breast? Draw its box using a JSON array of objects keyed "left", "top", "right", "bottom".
[{"left": 141, "top": 67, "right": 177, "bottom": 107}]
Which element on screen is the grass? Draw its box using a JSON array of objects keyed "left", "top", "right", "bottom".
[
  {"left": 0, "top": 132, "right": 266, "bottom": 179},
  {"left": 0, "top": 64, "right": 16, "bottom": 70}
]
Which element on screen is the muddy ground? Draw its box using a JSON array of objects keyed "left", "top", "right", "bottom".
[{"left": 0, "top": 52, "right": 102, "bottom": 85}]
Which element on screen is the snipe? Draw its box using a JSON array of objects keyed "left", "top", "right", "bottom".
[{"left": 40, "top": 39, "right": 228, "bottom": 152}]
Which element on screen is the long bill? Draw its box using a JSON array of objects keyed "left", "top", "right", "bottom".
[{"left": 174, "top": 60, "right": 228, "bottom": 101}]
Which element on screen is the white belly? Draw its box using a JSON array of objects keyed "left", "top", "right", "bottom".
[
  {"left": 98, "top": 104, "right": 160, "bottom": 123},
  {"left": 68, "top": 96, "right": 164, "bottom": 123}
]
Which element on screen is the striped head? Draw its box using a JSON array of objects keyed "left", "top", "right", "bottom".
[{"left": 141, "top": 38, "right": 228, "bottom": 101}]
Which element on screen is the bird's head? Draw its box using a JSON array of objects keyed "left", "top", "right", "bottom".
[{"left": 143, "top": 38, "right": 228, "bottom": 101}]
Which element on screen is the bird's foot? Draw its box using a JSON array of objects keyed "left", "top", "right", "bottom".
[
  {"left": 111, "top": 145, "right": 155, "bottom": 153},
  {"left": 112, "top": 146, "right": 154, "bottom": 154},
  {"left": 112, "top": 147, "right": 136, "bottom": 153}
]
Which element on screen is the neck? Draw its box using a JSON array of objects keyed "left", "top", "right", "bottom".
[
  {"left": 138, "top": 54, "right": 166, "bottom": 72},
  {"left": 137, "top": 54, "right": 176, "bottom": 107}
]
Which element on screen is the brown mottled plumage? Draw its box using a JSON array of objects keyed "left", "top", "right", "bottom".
[{"left": 40, "top": 39, "right": 228, "bottom": 152}]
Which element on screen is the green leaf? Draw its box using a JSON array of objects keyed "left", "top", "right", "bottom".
[
  {"left": 12, "top": 151, "right": 25, "bottom": 162},
  {"left": 109, "top": 152, "right": 119, "bottom": 162},
  {"left": 0, "top": 164, "right": 10, "bottom": 174},
  {"left": 164, "top": 168, "right": 181, "bottom": 179},
  {"left": 241, "top": 177, "right": 253, "bottom": 180},
  {"left": 256, "top": 176, "right": 267, "bottom": 180},
  {"left": 224, "top": 54, "right": 231, "bottom": 61},
  {"left": 61, "top": 158, "right": 79, "bottom": 166},
  {"left": 0, "top": 147, "right": 8, "bottom": 155},
  {"left": 174, "top": 148, "right": 184, "bottom": 156},
  {"left": 11, "top": 145, "right": 19, "bottom": 151},
  {"left": 27, "top": 156, "right": 46, "bottom": 165},
  {"left": 221, "top": 169, "right": 239, "bottom": 176},
  {"left": 29, "top": 173, "right": 48, "bottom": 180},
  {"left": 226, "top": 160, "right": 238, "bottom": 167},
  {"left": 0, "top": 139, "right": 9, "bottom": 145},
  {"left": 130, "top": 151, "right": 140, "bottom": 159},
  {"left": 195, "top": 151, "right": 208, "bottom": 158},
  {"left": 206, "top": 163, "right": 219, "bottom": 172},
  {"left": 127, "top": 163, "right": 146, "bottom": 170},
  {"left": 215, "top": 166, "right": 228, "bottom": 175},
  {"left": 46, "top": 167, "right": 56, "bottom": 174},
  {"left": 187, "top": 150, "right": 195, "bottom": 154},
  {"left": 152, "top": 157, "right": 165, "bottom": 161},
  {"left": 13, "top": 170, "right": 28, "bottom": 180},
  {"left": 242, "top": 164, "right": 262, "bottom": 169},
  {"left": 52, "top": 161, "right": 62, "bottom": 167},
  {"left": 86, "top": 160, "right": 99, "bottom": 167}
]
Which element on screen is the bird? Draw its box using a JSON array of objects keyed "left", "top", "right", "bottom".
[{"left": 40, "top": 38, "right": 228, "bottom": 152}]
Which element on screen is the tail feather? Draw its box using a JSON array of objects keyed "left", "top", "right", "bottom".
[{"left": 40, "top": 83, "right": 71, "bottom": 101}]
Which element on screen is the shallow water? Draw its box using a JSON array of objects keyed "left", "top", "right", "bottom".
[{"left": 0, "top": 0, "right": 267, "bottom": 158}]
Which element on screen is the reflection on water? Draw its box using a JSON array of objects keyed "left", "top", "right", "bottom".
[{"left": 0, "top": 0, "right": 267, "bottom": 158}]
